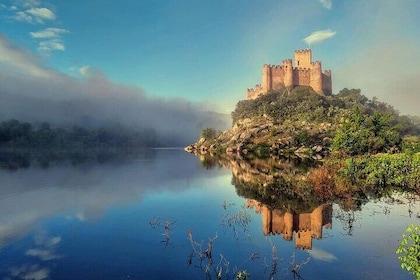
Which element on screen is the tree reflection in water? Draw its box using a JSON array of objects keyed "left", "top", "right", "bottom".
[
  {"left": 146, "top": 152, "right": 419, "bottom": 279},
  {"left": 199, "top": 153, "right": 420, "bottom": 245}
]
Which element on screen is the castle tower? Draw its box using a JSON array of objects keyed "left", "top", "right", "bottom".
[
  {"left": 283, "top": 212, "right": 293, "bottom": 240},
  {"left": 310, "top": 61, "right": 323, "bottom": 94},
  {"left": 262, "top": 64, "right": 272, "bottom": 92},
  {"left": 294, "top": 49, "right": 312, "bottom": 69},
  {"left": 311, "top": 205, "right": 324, "bottom": 239},
  {"left": 271, "top": 209, "right": 285, "bottom": 234},
  {"left": 282, "top": 59, "right": 293, "bottom": 88},
  {"left": 261, "top": 205, "right": 271, "bottom": 236},
  {"left": 295, "top": 230, "right": 312, "bottom": 250}
]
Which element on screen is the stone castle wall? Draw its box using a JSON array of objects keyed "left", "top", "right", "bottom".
[
  {"left": 248, "top": 200, "right": 333, "bottom": 250},
  {"left": 246, "top": 49, "right": 332, "bottom": 100}
]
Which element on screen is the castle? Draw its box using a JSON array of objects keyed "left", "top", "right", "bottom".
[
  {"left": 246, "top": 49, "right": 332, "bottom": 100},
  {"left": 247, "top": 199, "right": 332, "bottom": 250}
]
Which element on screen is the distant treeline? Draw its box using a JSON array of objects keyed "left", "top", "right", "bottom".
[{"left": 0, "top": 119, "right": 160, "bottom": 149}]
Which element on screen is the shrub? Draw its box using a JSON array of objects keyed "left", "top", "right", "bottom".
[{"left": 396, "top": 224, "right": 420, "bottom": 279}]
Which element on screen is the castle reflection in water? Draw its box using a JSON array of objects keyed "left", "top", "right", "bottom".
[{"left": 247, "top": 200, "right": 332, "bottom": 250}]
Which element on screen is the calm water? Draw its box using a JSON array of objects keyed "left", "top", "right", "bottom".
[{"left": 0, "top": 149, "right": 418, "bottom": 279}]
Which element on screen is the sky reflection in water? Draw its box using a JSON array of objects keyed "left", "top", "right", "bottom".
[{"left": 0, "top": 149, "right": 418, "bottom": 279}]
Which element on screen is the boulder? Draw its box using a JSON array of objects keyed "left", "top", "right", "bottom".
[
  {"left": 199, "top": 146, "right": 208, "bottom": 154},
  {"left": 312, "top": 145, "right": 323, "bottom": 153},
  {"left": 226, "top": 147, "right": 237, "bottom": 155},
  {"left": 294, "top": 146, "right": 310, "bottom": 158},
  {"left": 198, "top": 138, "right": 206, "bottom": 145}
]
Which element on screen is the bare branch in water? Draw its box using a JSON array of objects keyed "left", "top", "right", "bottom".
[{"left": 149, "top": 216, "right": 177, "bottom": 248}]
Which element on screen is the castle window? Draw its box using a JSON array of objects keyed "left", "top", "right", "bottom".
[{"left": 297, "top": 61, "right": 300, "bottom": 66}]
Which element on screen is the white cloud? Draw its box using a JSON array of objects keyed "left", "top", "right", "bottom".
[
  {"left": 308, "top": 248, "right": 337, "bottom": 262},
  {"left": 319, "top": 0, "right": 332, "bottom": 9},
  {"left": 26, "top": 7, "right": 55, "bottom": 23},
  {"left": 38, "top": 39, "right": 65, "bottom": 52},
  {"left": 12, "top": 7, "right": 55, "bottom": 24},
  {"left": 10, "top": 265, "right": 50, "bottom": 280},
  {"left": 13, "top": 11, "right": 33, "bottom": 23},
  {"left": 22, "top": 0, "right": 41, "bottom": 7},
  {"left": 0, "top": 4, "right": 7, "bottom": 9},
  {"left": 30, "top": 27, "right": 69, "bottom": 38},
  {"left": 26, "top": 249, "right": 61, "bottom": 261},
  {"left": 303, "top": 29, "right": 336, "bottom": 45}
]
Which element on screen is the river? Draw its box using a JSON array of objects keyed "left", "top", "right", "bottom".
[{"left": 0, "top": 149, "right": 417, "bottom": 279}]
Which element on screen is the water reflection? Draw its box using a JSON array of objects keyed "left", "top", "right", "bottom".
[
  {"left": 247, "top": 200, "right": 332, "bottom": 250},
  {"left": 0, "top": 149, "right": 418, "bottom": 279},
  {"left": 0, "top": 148, "right": 157, "bottom": 170},
  {"left": 0, "top": 149, "right": 228, "bottom": 251}
]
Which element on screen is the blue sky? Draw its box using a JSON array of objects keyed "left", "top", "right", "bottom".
[{"left": 1, "top": 0, "right": 420, "bottom": 115}]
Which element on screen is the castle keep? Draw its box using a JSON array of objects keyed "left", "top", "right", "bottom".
[{"left": 247, "top": 49, "right": 332, "bottom": 100}]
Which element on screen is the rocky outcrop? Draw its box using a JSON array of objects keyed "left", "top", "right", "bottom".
[{"left": 185, "top": 115, "right": 333, "bottom": 161}]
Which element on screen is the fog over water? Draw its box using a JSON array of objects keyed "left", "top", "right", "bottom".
[
  {"left": 0, "top": 150, "right": 229, "bottom": 250},
  {"left": 0, "top": 34, "right": 230, "bottom": 145}
]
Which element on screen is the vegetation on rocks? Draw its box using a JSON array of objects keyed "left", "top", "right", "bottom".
[{"left": 187, "top": 87, "right": 420, "bottom": 160}]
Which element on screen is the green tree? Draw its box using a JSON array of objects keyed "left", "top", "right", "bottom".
[
  {"left": 332, "top": 107, "right": 370, "bottom": 155},
  {"left": 333, "top": 108, "right": 401, "bottom": 155},
  {"left": 200, "top": 128, "right": 217, "bottom": 139}
]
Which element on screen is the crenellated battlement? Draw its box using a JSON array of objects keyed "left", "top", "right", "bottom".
[
  {"left": 246, "top": 49, "right": 332, "bottom": 99},
  {"left": 246, "top": 84, "right": 265, "bottom": 100},
  {"left": 295, "top": 48, "right": 311, "bottom": 53}
]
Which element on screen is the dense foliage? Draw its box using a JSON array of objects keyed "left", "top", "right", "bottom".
[
  {"left": 336, "top": 153, "right": 420, "bottom": 191},
  {"left": 0, "top": 119, "right": 159, "bottom": 149},
  {"left": 231, "top": 87, "right": 420, "bottom": 156},
  {"left": 332, "top": 108, "right": 400, "bottom": 155}
]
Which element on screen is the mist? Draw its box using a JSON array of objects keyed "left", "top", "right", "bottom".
[
  {"left": 334, "top": 1, "right": 420, "bottom": 116},
  {"left": 0, "top": 150, "right": 230, "bottom": 249},
  {"left": 0, "top": 34, "right": 230, "bottom": 146}
]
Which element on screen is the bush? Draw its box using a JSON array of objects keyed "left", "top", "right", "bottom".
[
  {"left": 200, "top": 128, "right": 217, "bottom": 139},
  {"left": 396, "top": 224, "right": 420, "bottom": 279},
  {"left": 402, "top": 135, "right": 420, "bottom": 154}
]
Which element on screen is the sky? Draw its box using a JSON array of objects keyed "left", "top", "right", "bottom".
[{"left": 0, "top": 0, "right": 419, "bottom": 129}]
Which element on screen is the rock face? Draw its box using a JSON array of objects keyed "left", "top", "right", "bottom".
[{"left": 185, "top": 115, "right": 333, "bottom": 161}]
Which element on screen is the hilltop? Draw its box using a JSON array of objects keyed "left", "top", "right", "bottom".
[{"left": 185, "top": 86, "right": 420, "bottom": 160}]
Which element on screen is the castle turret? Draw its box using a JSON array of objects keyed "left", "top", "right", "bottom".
[
  {"left": 282, "top": 59, "right": 293, "bottom": 88},
  {"left": 261, "top": 205, "right": 271, "bottom": 236},
  {"left": 283, "top": 212, "right": 293, "bottom": 240},
  {"left": 295, "top": 230, "right": 312, "bottom": 250},
  {"left": 262, "top": 64, "right": 272, "bottom": 92},
  {"left": 310, "top": 61, "right": 323, "bottom": 94},
  {"left": 311, "top": 205, "right": 324, "bottom": 239},
  {"left": 294, "top": 49, "right": 312, "bottom": 69}
]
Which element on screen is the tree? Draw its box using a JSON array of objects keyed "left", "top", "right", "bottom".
[
  {"left": 200, "top": 128, "right": 217, "bottom": 140},
  {"left": 332, "top": 107, "right": 370, "bottom": 155},
  {"left": 333, "top": 108, "right": 401, "bottom": 155}
]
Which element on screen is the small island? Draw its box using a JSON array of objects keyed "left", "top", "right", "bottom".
[{"left": 186, "top": 49, "right": 420, "bottom": 192}]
